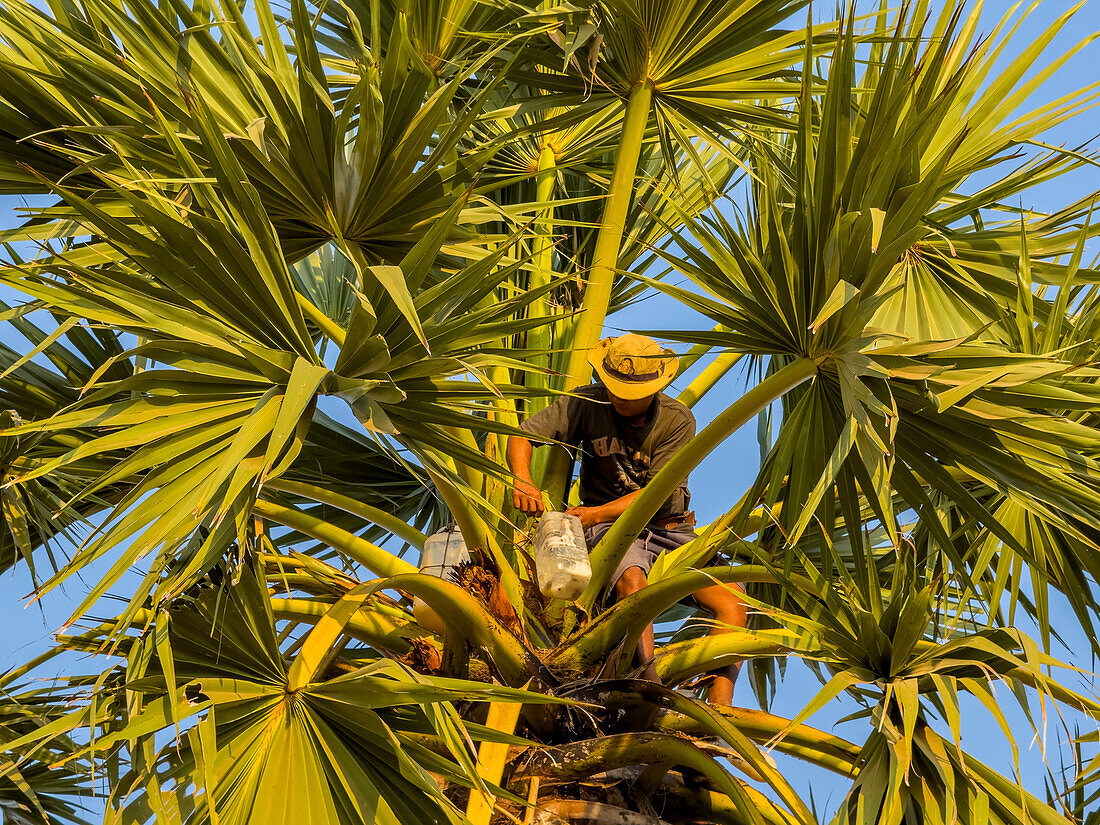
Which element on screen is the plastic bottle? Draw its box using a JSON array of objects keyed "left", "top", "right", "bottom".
[
  {"left": 533, "top": 511, "right": 591, "bottom": 600},
  {"left": 413, "top": 526, "right": 470, "bottom": 633}
]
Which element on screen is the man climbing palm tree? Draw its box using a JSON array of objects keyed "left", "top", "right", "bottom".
[{"left": 508, "top": 333, "right": 747, "bottom": 704}]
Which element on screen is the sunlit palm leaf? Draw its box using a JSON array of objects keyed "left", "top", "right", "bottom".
[
  {"left": 0, "top": 678, "right": 95, "bottom": 825},
  {"left": 646, "top": 6, "right": 1100, "bottom": 638},
  {"left": 0, "top": 108, "right": 554, "bottom": 626},
  {"left": 0, "top": 0, "right": 500, "bottom": 264}
]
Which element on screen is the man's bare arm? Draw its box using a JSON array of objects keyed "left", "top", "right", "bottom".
[
  {"left": 508, "top": 434, "right": 642, "bottom": 526},
  {"left": 566, "top": 490, "right": 642, "bottom": 529},
  {"left": 506, "top": 435, "right": 545, "bottom": 516}
]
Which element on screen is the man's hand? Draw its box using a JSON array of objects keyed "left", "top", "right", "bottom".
[
  {"left": 507, "top": 436, "right": 545, "bottom": 516},
  {"left": 566, "top": 505, "right": 605, "bottom": 530},
  {"left": 513, "top": 477, "right": 545, "bottom": 516}
]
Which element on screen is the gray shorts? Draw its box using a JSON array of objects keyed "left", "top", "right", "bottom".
[{"left": 584, "top": 521, "right": 701, "bottom": 591}]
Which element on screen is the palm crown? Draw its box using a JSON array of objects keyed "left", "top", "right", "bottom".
[{"left": 1, "top": 0, "right": 1100, "bottom": 823}]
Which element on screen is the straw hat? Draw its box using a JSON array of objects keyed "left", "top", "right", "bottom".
[{"left": 587, "top": 334, "right": 679, "bottom": 400}]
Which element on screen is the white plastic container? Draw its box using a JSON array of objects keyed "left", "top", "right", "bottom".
[
  {"left": 533, "top": 511, "right": 591, "bottom": 600},
  {"left": 413, "top": 526, "right": 470, "bottom": 633}
]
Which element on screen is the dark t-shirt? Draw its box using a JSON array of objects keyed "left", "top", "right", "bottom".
[{"left": 520, "top": 384, "right": 695, "bottom": 523}]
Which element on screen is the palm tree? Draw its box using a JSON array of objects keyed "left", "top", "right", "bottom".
[{"left": 1, "top": 0, "right": 1100, "bottom": 822}]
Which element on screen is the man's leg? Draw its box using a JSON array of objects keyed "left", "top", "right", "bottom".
[
  {"left": 586, "top": 523, "right": 662, "bottom": 683},
  {"left": 614, "top": 565, "right": 660, "bottom": 683},
  {"left": 691, "top": 583, "right": 748, "bottom": 705}
]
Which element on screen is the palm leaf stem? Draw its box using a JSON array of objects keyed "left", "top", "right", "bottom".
[
  {"left": 287, "top": 582, "right": 399, "bottom": 689},
  {"left": 525, "top": 146, "right": 559, "bottom": 490},
  {"left": 676, "top": 351, "right": 745, "bottom": 408},
  {"left": 422, "top": 460, "right": 528, "bottom": 620},
  {"left": 423, "top": 462, "right": 497, "bottom": 556},
  {"left": 543, "top": 79, "right": 656, "bottom": 506},
  {"left": 526, "top": 144, "right": 558, "bottom": 409},
  {"left": 270, "top": 597, "right": 414, "bottom": 654},
  {"left": 655, "top": 706, "right": 860, "bottom": 776},
  {"left": 295, "top": 292, "right": 347, "bottom": 347},
  {"left": 662, "top": 785, "right": 783, "bottom": 825},
  {"left": 553, "top": 565, "right": 801, "bottom": 670},
  {"left": 534, "top": 800, "right": 667, "bottom": 825},
  {"left": 383, "top": 573, "right": 540, "bottom": 686},
  {"left": 673, "top": 325, "right": 732, "bottom": 382},
  {"left": 58, "top": 598, "right": 414, "bottom": 658},
  {"left": 485, "top": 363, "right": 519, "bottom": 522},
  {"left": 266, "top": 572, "right": 350, "bottom": 596},
  {"left": 266, "top": 478, "right": 427, "bottom": 548},
  {"left": 654, "top": 632, "right": 790, "bottom": 684},
  {"left": 441, "top": 426, "right": 488, "bottom": 502},
  {"left": 253, "top": 498, "right": 416, "bottom": 578},
  {"left": 674, "top": 340, "right": 716, "bottom": 379},
  {"left": 580, "top": 357, "right": 818, "bottom": 608}
]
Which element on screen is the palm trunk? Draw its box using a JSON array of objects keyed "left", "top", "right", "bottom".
[{"left": 542, "top": 80, "right": 655, "bottom": 506}]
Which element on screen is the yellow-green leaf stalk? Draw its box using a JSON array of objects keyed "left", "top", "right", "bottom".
[
  {"left": 265, "top": 478, "right": 427, "bottom": 549},
  {"left": 528, "top": 143, "right": 558, "bottom": 486},
  {"left": 270, "top": 598, "right": 416, "bottom": 654},
  {"left": 443, "top": 424, "right": 486, "bottom": 501},
  {"left": 423, "top": 459, "right": 527, "bottom": 619},
  {"left": 294, "top": 291, "right": 346, "bottom": 347},
  {"left": 386, "top": 573, "right": 541, "bottom": 687},
  {"left": 676, "top": 351, "right": 744, "bottom": 408},
  {"left": 551, "top": 565, "right": 794, "bottom": 671},
  {"left": 559, "top": 80, "right": 655, "bottom": 381},
  {"left": 655, "top": 631, "right": 787, "bottom": 685},
  {"left": 543, "top": 80, "right": 655, "bottom": 505},
  {"left": 422, "top": 461, "right": 496, "bottom": 555},
  {"left": 472, "top": 238, "right": 519, "bottom": 522},
  {"left": 254, "top": 499, "right": 416, "bottom": 578},
  {"left": 673, "top": 324, "right": 732, "bottom": 382},
  {"left": 655, "top": 707, "right": 861, "bottom": 777},
  {"left": 527, "top": 144, "right": 559, "bottom": 403},
  {"left": 482, "top": 409, "right": 510, "bottom": 524},
  {"left": 287, "top": 582, "right": 383, "bottom": 689},
  {"left": 579, "top": 357, "right": 818, "bottom": 609}
]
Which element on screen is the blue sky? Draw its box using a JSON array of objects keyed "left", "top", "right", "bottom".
[{"left": 2, "top": 0, "right": 1100, "bottom": 817}]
